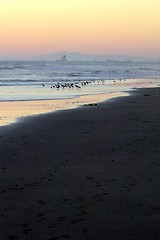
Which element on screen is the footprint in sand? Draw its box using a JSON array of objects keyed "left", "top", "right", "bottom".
[
  {"left": 61, "top": 235, "right": 70, "bottom": 239},
  {"left": 82, "top": 227, "right": 88, "bottom": 234},
  {"left": 8, "top": 236, "right": 18, "bottom": 240},
  {"left": 23, "top": 228, "right": 32, "bottom": 234},
  {"left": 70, "top": 218, "right": 85, "bottom": 224},
  {"left": 48, "top": 237, "right": 59, "bottom": 240}
]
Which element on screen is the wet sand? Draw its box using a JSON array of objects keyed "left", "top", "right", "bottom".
[
  {"left": 0, "top": 92, "right": 128, "bottom": 126},
  {"left": 0, "top": 87, "right": 160, "bottom": 240},
  {"left": 0, "top": 77, "right": 159, "bottom": 127}
]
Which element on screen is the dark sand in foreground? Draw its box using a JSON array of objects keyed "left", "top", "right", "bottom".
[{"left": 0, "top": 88, "right": 160, "bottom": 240}]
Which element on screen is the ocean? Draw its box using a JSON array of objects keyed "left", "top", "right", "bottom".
[{"left": 0, "top": 60, "right": 160, "bottom": 102}]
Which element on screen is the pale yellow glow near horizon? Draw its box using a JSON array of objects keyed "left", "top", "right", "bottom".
[{"left": 0, "top": 0, "right": 160, "bottom": 57}]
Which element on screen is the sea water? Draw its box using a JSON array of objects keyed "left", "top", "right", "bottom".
[{"left": 0, "top": 60, "right": 160, "bottom": 102}]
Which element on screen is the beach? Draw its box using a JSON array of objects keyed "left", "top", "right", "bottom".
[
  {"left": 0, "top": 77, "right": 159, "bottom": 127},
  {"left": 0, "top": 91, "right": 128, "bottom": 126},
  {"left": 0, "top": 87, "right": 160, "bottom": 240}
]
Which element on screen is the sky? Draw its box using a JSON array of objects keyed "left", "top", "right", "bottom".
[{"left": 0, "top": 0, "right": 160, "bottom": 58}]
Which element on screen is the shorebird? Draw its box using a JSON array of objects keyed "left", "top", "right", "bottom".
[{"left": 75, "top": 85, "right": 81, "bottom": 89}]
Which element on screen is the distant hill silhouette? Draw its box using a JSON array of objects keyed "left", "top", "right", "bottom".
[{"left": 28, "top": 52, "right": 151, "bottom": 62}]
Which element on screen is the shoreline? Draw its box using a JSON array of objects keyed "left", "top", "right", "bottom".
[
  {"left": 0, "top": 91, "right": 128, "bottom": 127},
  {"left": 0, "top": 78, "right": 160, "bottom": 127},
  {"left": 0, "top": 87, "right": 160, "bottom": 239}
]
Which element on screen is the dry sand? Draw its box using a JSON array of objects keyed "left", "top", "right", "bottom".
[{"left": 0, "top": 87, "right": 160, "bottom": 240}]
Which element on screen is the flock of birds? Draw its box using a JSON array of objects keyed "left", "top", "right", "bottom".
[
  {"left": 41, "top": 79, "right": 126, "bottom": 90},
  {"left": 50, "top": 81, "right": 92, "bottom": 89}
]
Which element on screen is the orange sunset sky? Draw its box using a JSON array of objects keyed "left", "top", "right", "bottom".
[{"left": 0, "top": 0, "right": 160, "bottom": 58}]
